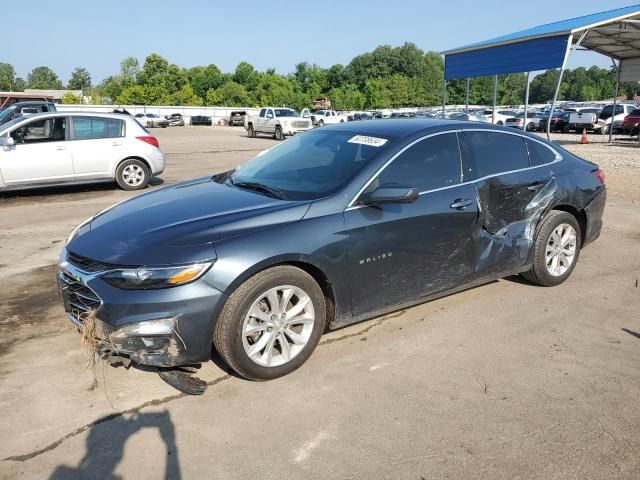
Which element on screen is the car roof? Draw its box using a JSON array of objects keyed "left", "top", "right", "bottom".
[
  {"left": 4, "top": 100, "right": 55, "bottom": 109},
  {"left": 320, "top": 118, "right": 484, "bottom": 139},
  {"left": 1, "top": 111, "right": 134, "bottom": 121}
]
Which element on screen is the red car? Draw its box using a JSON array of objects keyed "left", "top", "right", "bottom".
[{"left": 621, "top": 108, "right": 640, "bottom": 135}]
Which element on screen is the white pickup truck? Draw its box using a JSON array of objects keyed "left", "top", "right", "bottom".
[
  {"left": 245, "top": 107, "right": 313, "bottom": 140},
  {"left": 311, "top": 110, "right": 348, "bottom": 126}
]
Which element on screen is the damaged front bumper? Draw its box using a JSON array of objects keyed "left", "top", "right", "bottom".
[{"left": 58, "top": 250, "right": 228, "bottom": 367}]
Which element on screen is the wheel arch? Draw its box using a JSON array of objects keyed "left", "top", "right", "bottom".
[
  {"left": 548, "top": 204, "right": 587, "bottom": 244},
  {"left": 113, "top": 156, "right": 151, "bottom": 178},
  {"left": 222, "top": 255, "right": 337, "bottom": 330}
]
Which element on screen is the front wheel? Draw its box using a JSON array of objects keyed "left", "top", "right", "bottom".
[
  {"left": 526, "top": 122, "right": 535, "bottom": 132},
  {"left": 521, "top": 210, "right": 581, "bottom": 287},
  {"left": 213, "top": 266, "right": 326, "bottom": 380},
  {"left": 601, "top": 124, "right": 610, "bottom": 135},
  {"left": 247, "top": 124, "right": 256, "bottom": 138},
  {"left": 318, "top": 120, "right": 324, "bottom": 127},
  {"left": 115, "top": 158, "right": 150, "bottom": 190},
  {"left": 496, "top": 120, "right": 504, "bottom": 126}
]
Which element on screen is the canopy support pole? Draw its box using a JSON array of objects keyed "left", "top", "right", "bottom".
[
  {"left": 465, "top": 78, "right": 470, "bottom": 114},
  {"left": 609, "top": 59, "right": 620, "bottom": 143},
  {"left": 547, "top": 32, "right": 587, "bottom": 140},
  {"left": 442, "top": 78, "right": 447, "bottom": 117},
  {"left": 524, "top": 72, "right": 530, "bottom": 132},
  {"left": 492, "top": 75, "right": 497, "bottom": 124}
]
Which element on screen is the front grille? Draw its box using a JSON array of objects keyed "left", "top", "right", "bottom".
[
  {"left": 67, "top": 251, "right": 115, "bottom": 273},
  {"left": 59, "top": 272, "right": 101, "bottom": 325},
  {"left": 292, "top": 121, "right": 310, "bottom": 128}
]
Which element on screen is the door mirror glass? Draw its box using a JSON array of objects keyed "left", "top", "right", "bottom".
[
  {"left": 267, "top": 113, "right": 274, "bottom": 119},
  {"left": 360, "top": 186, "right": 419, "bottom": 205}
]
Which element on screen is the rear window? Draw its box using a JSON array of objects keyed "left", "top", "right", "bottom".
[
  {"left": 73, "top": 117, "right": 124, "bottom": 140},
  {"left": 629, "top": 109, "right": 640, "bottom": 116},
  {"left": 525, "top": 139, "right": 557, "bottom": 167},
  {"left": 466, "top": 131, "right": 529, "bottom": 178}
]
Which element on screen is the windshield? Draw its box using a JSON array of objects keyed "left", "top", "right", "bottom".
[
  {"left": 147, "top": 114, "right": 159, "bottom": 118},
  {"left": 274, "top": 109, "right": 299, "bottom": 117},
  {"left": 227, "top": 130, "right": 390, "bottom": 201},
  {"left": 0, "top": 108, "right": 15, "bottom": 125}
]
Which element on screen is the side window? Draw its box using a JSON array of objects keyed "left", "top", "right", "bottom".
[
  {"left": 267, "top": 109, "right": 274, "bottom": 118},
  {"left": 73, "top": 117, "right": 124, "bottom": 140},
  {"left": 258, "top": 109, "right": 266, "bottom": 118},
  {"left": 525, "top": 139, "right": 557, "bottom": 166},
  {"left": 374, "top": 133, "right": 462, "bottom": 192},
  {"left": 10, "top": 117, "right": 66, "bottom": 144},
  {"left": 466, "top": 131, "right": 529, "bottom": 178}
]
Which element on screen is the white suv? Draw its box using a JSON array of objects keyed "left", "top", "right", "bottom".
[{"left": 0, "top": 112, "right": 165, "bottom": 191}]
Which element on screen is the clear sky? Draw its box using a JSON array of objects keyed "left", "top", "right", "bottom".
[{"left": 5, "top": 0, "right": 637, "bottom": 83}]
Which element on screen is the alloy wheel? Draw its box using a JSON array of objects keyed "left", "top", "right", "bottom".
[
  {"left": 545, "top": 223, "right": 577, "bottom": 277},
  {"left": 122, "top": 164, "right": 145, "bottom": 187},
  {"left": 241, "top": 285, "right": 315, "bottom": 367}
]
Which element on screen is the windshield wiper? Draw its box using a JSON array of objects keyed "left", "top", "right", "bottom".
[{"left": 229, "top": 180, "right": 287, "bottom": 200}]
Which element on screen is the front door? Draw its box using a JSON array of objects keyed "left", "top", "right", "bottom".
[
  {"left": 1, "top": 116, "right": 74, "bottom": 185},
  {"left": 345, "top": 132, "right": 478, "bottom": 316}
]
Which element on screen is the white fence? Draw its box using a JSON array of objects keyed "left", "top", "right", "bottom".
[{"left": 55, "top": 104, "right": 260, "bottom": 125}]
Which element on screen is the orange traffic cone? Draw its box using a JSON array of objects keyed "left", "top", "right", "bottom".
[{"left": 580, "top": 128, "right": 588, "bottom": 144}]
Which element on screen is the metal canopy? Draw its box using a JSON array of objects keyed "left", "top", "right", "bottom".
[{"left": 440, "top": 4, "right": 640, "bottom": 142}]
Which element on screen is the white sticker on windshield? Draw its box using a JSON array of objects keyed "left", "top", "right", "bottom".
[{"left": 348, "top": 135, "right": 388, "bottom": 147}]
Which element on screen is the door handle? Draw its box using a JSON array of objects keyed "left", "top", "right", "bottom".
[
  {"left": 55, "top": 146, "right": 65, "bottom": 151},
  {"left": 111, "top": 142, "right": 122, "bottom": 146},
  {"left": 450, "top": 199, "right": 473, "bottom": 209}
]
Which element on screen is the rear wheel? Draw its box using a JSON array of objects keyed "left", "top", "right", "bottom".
[
  {"left": 274, "top": 126, "right": 284, "bottom": 141},
  {"left": 521, "top": 210, "right": 581, "bottom": 286},
  {"left": 526, "top": 122, "right": 535, "bottom": 132},
  {"left": 318, "top": 119, "right": 325, "bottom": 127},
  {"left": 115, "top": 158, "right": 150, "bottom": 190},
  {"left": 213, "top": 266, "right": 326, "bottom": 380}
]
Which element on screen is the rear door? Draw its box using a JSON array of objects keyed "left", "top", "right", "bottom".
[
  {"left": 0, "top": 116, "right": 74, "bottom": 185},
  {"left": 462, "top": 130, "right": 555, "bottom": 279},
  {"left": 68, "top": 116, "right": 125, "bottom": 176},
  {"left": 345, "top": 132, "right": 479, "bottom": 315}
]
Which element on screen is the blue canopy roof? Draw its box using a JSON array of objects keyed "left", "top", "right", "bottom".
[{"left": 443, "top": 4, "right": 640, "bottom": 80}]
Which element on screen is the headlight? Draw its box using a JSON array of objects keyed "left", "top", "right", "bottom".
[
  {"left": 102, "top": 262, "right": 213, "bottom": 290},
  {"left": 66, "top": 217, "right": 92, "bottom": 245}
]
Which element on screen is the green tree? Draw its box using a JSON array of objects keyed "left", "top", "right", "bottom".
[
  {"left": 0, "top": 63, "right": 16, "bottom": 91},
  {"left": 204, "top": 88, "right": 222, "bottom": 106},
  {"left": 187, "top": 64, "right": 223, "bottom": 98},
  {"left": 234, "top": 61, "right": 259, "bottom": 90},
  {"left": 215, "top": 81, "right": 253, "bottom": 106},
  {"left": 67, "top": 67, "right": 91, "bottom": 90},
  {"left": 61, "top": 92, "right": 82, "bottom": 104},
  {"left": 13, "top": 77, "right": 26, "bottom": 92},
  {"left": 27, "top": 66, "right": 63, "bottom": 89},
  {"left": 120, "top": 57, "right": 139, "bottom": 85},
  {"left": 171, "top": 84, "right": 202, "bottom": 106}
]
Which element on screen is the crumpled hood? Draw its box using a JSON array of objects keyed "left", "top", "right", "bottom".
[{"left": 68, "top": 177, "right": 311, "bottom": 266}]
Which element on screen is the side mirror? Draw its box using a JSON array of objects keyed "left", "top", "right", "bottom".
[
  {"left": 1, "top": 136, "right": 15, "bottom": 151},
  {"left": 360, "top": 186, "right": 419, "bottom": 205},
  {"left": 267, "top": 113, "right": 274, "bottom": 119}
]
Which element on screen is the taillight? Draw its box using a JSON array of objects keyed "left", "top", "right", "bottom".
[
  {"left": 136, "top": 136, "right": 159, "bottom": 148},
  {"left": 593, "top": 168, "right": 605, "bottom": 185}
]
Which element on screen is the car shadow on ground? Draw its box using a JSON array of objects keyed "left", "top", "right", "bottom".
[
  {"left": 48, "top": 409, "right": 180, "bottom": 480},
  {"left": 0, "top": 177, "right": 165, "bottom": 202}
]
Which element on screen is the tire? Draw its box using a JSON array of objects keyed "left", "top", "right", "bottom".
[
  {"left": 115, "top": 158, "right": 150, "bottom": 190},
  {"left": 213, "top": 266, "right": 326, "bottom": 380},
  {"left": 526, "top": 122, "right": 535, "bottom": 132},
  {"left": 146, "top": 121, "right": 152, "bottom": 128},
  {"left": 274, "top": 126, "right": 284, "bottom": 141},
  {"left": 318, "top": 120, "right": 324, "bottom": 127},
  {"left": 521, "top": 210, "right": 581, "bottom": 287},
  {"left": 601, "top": 124, "right": 609, "bottom": 136},
  {"left": 247, "top": 124, "right": 256, "bottom": 138},
  {"left": 496, "top": 121, "right": 504, "bottom": 126}
]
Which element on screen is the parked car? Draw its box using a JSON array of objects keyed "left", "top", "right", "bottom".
[
  {"left": 596, "top": 103, "right": 636, "bottom": 135},
  {"left": 567, "top": 109, "right": 601, "bottom": 132},
  {"left": 134, "top": 113, "right": 168, "bottom": 128},
  {"left": 538, "top": 110, "right": 568, "bottom": 131},
  {"left": 447, "top": 112, "right": 472, "bottom": 121},
  {"left": 59, "top": 119, "right": 605, "bottom": 387},
  {"left": 190, "top": 115, "right": 213, "bottom": 126},
  {"left": 475, "top": 109, "right": 518, "bottom": 125},
  {"left": 165, "top": 113, "right": 185, "bottom": 127},
  {"left": 311, "top": 110, "right": 348, "bottom": 126},
  {"left": 0, "top": 112, "right": 164, "bottom": 191},
  {"left": 390, "top": 112, "right": 416, "bottom": 118},
  {"left": 245, "top": 108, "right": 312, "bottom": 140},
  {"left": 0, "top": 101, "right": 57, "bottom": 126},
  {"left": 505, "top": 112, "right": 544, "bottom": 131},
  {"left": 229, "top": 111, "right": 248, "bottom": 126},
  {"left": 621, "top": 108, "right": 640, "bottom": 135}
]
